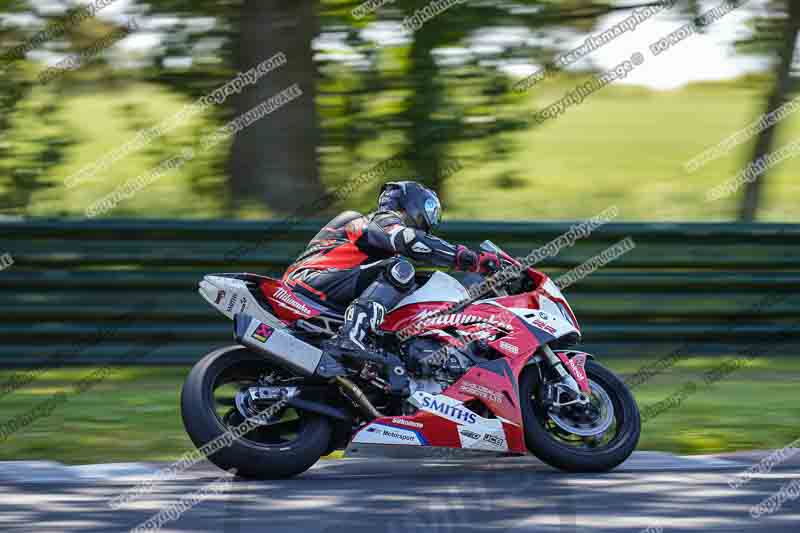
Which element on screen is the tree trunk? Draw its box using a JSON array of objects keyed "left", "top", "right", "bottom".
[
  {"left": 739, "top": 1, "right": 800, "bottom": 222},
  {"left": 404, "top": 22, "right": 445, "bottom": 195},
  {"left": 227, "top": 0, "right": 325, "bottom": 215}
]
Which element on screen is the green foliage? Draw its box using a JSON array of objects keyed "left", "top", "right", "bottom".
[
  {"left": 2, "top": 73, "right": 800, "bottom": 220},
  {"left": 0, "top": 0, "right": 797, "bottom": 220}
]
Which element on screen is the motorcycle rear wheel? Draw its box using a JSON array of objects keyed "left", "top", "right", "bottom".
[
  {"left": 180, "top": 345, "right": 332, "bottom": 479},
  {"left": 520, "top": 359, "right": 640, "bottom": 472}
]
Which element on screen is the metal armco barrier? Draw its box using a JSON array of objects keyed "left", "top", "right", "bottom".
[{"left": 1, "top": 218, "right": 799, "bottom": 366}]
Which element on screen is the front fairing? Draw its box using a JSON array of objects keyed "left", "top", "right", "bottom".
[
  {"left": 480, "top": 272, "right": 580, "bottom": 340},
  {"left": 533, "top": 277, "right": 580, "bottom": 333},
  {"left": 382, "top": 270, "right": 580, "bottom": 350}
]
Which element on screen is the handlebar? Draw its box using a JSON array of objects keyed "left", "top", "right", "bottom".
[{"left": 478, "top": 240, "right": 547, "bottom": 296}]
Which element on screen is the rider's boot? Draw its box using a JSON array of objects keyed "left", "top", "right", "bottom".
[
  {"left": 322, "top": 299, "right": 409, "bottom": 396},
  {"left": 332, "top": 300, "right": 385, "bottom": 359},
  {"left": 319, "top": 260, "right": 415, "bottom": 396}
]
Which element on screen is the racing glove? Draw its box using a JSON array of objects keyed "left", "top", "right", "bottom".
[
  {"left": 455, "top": 246, "right": 500, "bottom": 274},
  {"left": 477, "top": 252, "right": 501, "bottom": 274}
]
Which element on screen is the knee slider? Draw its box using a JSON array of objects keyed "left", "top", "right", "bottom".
[{"left": 386, "top": 259, "right": 415, "bottom": 290}]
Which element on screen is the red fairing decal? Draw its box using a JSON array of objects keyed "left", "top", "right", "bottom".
[
  {"left": 555, "top": 351, "right": 590, "bottom": 393},
  {"left": 368, "top": 411, "right": 463, "bottom": 448},
  {"left": 492, "top": 293, "right": 537, "bottom": 310},
  {"left": 381, "top": 302, "right": 455, "bottom": 332},
  {"left": 387, "top": 303, "right": 517, "bottom": 338},
  {"left": 259, "top": 279, "right": 321, "bottom": 321}
]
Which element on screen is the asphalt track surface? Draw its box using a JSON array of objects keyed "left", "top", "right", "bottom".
[{"left": 0, "top": 451, "right": 798, "bottom": 532}]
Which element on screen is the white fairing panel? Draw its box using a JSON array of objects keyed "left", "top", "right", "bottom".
[
  {"left": 536, "top": 297, "right": 565, "bottom": 323},
  {"left": 393, "top": 271, "right": 469, "bottom": 309},
  {"left": 352, "top": 423, "right": 425, "bottom": 446},
  {"left": 507, "top": 307, "right": 579, "bottom": 340},
  {"left": 411, "top": 391, "right": 508, "bottom": 452},
  {"left": 539, "top": 278, "right": 578, "bottom": 329},
  {"left": 541, "top": 278, "right": 567, "bottom": 302},
  {"left": 198, "top": 275, "right": 286, "bottom": 329},
  {"left": 457, "top": 426, "right": 509, "bottom": 452},
  {"left": 352, "top": 391, "right": 510, "bottom": 451}
]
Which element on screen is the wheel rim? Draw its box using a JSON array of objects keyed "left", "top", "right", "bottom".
[
  {"left": 209, "top": 358, "right": 306, "bottom": 448},
  {"left": 532, "top": 374, "right": 624, "bottom": 450},
  {"left": 548, "top": 379, "right": 615, "bottom": 437}
]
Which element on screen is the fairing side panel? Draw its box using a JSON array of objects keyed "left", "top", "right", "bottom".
[
  {"left": 258, "top": 278, "right": 323, "bottom": 322},
  {"left": 352, "top": 272, "right": 578, "bottom": 456},
  {"left": 351, "top": 342, "right": 539, "bottom": 455},
  {"left": 351, "top": 393, "right": 511, "bottom": 452},
  {"left": 444, "top": 359, "right": 528, "bottom": 454}
]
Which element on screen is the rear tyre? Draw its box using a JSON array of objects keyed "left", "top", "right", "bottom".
[
  {"left": 520, "top": 359, "right": 640, "bottom": 472},
  {"left": 181, "top": 345, "right": 332, "bottom": 479}
]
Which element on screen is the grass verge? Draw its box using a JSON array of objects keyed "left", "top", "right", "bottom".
[{"left": 0, "top": 356, "right": 797, "bottom": 464}]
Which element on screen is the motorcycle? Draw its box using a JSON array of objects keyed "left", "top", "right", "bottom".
[{"left": 181, "top": 240, "right": 640, "bottom": 478}]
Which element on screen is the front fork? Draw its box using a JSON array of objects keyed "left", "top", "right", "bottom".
[
  {"left": 540, "top": 345, "right": 581, "bottom": 392},
  {"left": 537, "top": 345, "right": 593, "bottom": 413}
]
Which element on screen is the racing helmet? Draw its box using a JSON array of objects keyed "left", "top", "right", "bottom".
[{"left": 378, "top": 181, "right": 442, "bottom": 233}]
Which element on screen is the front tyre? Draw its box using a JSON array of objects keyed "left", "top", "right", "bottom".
[
  {"left": 181, "top": 345, "right": 332, "bottom": 479},
  {"left": 520, "top": 359, "right": 640, "bottom": 472}
]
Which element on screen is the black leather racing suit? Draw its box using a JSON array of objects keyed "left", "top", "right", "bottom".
[
  {"left": 283, "top": 209, "right": 481, "bottom": 312},
  {"left": 283, "top": 209, "right": 495, "bottom": 394}
]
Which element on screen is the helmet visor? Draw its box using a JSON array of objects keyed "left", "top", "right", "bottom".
[{"left": 423, "top": 197, "right": 441, "bottom": 230}]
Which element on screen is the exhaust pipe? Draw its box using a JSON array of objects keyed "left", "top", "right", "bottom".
[
  {"left": 287, "top": 397, "right": 351, "bottom": 421},
  {"left": 334, "top": 376, "right": 381, "bottom": 421},
  {"left": 235, "top": 314, "right": 383, "bottom": 421},
  {"left": 234, "top": 314, "right": 324, "bottom": 377}
]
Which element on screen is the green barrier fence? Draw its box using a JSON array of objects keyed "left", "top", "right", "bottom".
[{"left": 1, "top": 219, "right": 798, "bottom": 366}]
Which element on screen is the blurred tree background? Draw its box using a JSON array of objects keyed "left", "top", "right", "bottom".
[{"left": 0, "top": 0, "right": 798, "bottom": 221}]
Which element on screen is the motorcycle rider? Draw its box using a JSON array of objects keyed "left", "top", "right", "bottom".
[{"left": 283, "top": 181, "right": 500, "bottom": 391}]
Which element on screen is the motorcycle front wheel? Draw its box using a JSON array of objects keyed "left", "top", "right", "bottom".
[
  {"left": 520, "top": 359, "right": 640, "bottom": 472},
  {"left": 180, "top": 345, "right": 332, "bottom": 479}
]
